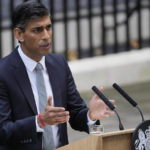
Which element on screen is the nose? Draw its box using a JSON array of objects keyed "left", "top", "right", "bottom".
[{"left": 42, "top": 29, "right": 51, "bottom": 40}]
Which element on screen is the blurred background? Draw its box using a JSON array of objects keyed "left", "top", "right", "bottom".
[{"left": 0, "top": 0, "right": 150, "bottom": 144}]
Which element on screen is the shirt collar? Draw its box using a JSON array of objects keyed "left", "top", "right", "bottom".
[{"left": 18, "top": 45, "right": 46, "bottom": 72}]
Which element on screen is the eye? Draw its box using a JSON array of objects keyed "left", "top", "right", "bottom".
[
  {"left": 32, "top": 27, "right": 43, "bottom": 33},
  {"left": 46, "top": 24, "right": 52, "bottom": 31}
]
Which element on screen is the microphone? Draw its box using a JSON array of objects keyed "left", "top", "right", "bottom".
[
  {"left": 112, "top": 83, "right": 144, "bottom": 122},
  {"left": 92, "top": 86, "right": 124, "bottom": 130}
]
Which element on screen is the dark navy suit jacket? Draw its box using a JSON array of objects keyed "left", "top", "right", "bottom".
[{"left": 0, "top": 47, "right": 99, "bottom": 150}]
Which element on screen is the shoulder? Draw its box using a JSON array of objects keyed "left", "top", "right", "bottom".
[
  {"left": 0, "top": 47, "right": 19, "bottom": 75},
  {"left": 45, "top": 53, "right": 72, "bottom": 76},
  {"left": 46, "top": 53, "right": 68, "bottom": 66},
  {"left": 47, "top": 53, "right": 66, "bottom": 61},
  {"left": 0, "top": 47, "right": 18, "bottom": 66},
  {"left": 0, "top": 55, "right": 11, "bottom": 70}
]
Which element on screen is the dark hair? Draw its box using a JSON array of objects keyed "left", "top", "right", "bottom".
[{"left": 12, "top": 1, "right": 49, "bottom": 32}]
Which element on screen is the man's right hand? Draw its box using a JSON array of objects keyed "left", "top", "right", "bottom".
[{"left": 38, "top": 96, "right": 70, "bottom": 127}]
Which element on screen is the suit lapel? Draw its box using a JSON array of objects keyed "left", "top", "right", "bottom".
[
  {"left": 46, "top": 55, "right": 67, "bottom": 143},
  {"left": 45, "top": 56, "right": 62, "bottom": 107},
  {"left": 11, "top": 49, "right": 62, "bottom": 114},
  {"left": 11, "top": 49, "right": 37, "bottom": 114}
]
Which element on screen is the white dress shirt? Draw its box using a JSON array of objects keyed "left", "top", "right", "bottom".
[
  {"left": 18, "top": 45, "right": 95, "bottom": 148},
  {"left": 18, "top": 46, "right": 60, "bottom": 147}
]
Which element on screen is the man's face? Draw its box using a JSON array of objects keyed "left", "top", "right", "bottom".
[{"left": 20, "top": 15, "right": 52, "bottom": 61}]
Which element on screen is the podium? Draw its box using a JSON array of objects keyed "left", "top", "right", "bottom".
[{"left": 57, "top": 129, "right": 134, "bottom": 150}]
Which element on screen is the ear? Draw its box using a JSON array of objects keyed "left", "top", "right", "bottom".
[{"left": 13, "top": 28, "right": 24, "bottom": 43}]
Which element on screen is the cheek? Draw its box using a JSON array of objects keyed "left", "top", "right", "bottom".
[
  {"left": 25, "top": 36, "right": 39, "bottom": 46},
  {"left": 50, "top": 30, "right": 52, "bottom": 37},
  {"left": 23, "top": 38, "right": 39, "bottom": 51},
  {"left": 24, "top": 32, "right": 38, "bottom": 42}
]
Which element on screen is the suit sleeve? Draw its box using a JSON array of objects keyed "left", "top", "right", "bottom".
[{"left": 0, "top": 77, "right": 37, "bottom": 145}]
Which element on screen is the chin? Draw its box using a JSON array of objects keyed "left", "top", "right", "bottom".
[{"left": 43, "top": 51, "right": 50, "bottom": 56}]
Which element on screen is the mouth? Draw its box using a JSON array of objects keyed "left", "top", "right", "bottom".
[{"left": 40, "top": 43, "right": 50, "bottom": 49}]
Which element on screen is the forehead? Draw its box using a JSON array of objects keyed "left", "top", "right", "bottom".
[{"left": 25, "top": 15, "right": 51, "bottom": 29}]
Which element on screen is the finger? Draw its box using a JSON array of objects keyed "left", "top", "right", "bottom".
[
  {"left": 104, "top": 110, "right": 115, "bottom": 116},
  {"left": 93, "top": 94, "right": 98, "bottom": 99},
  {"left": 57, "top": 115, "right": 70, "bottom": 123},
  {"left": 90, "top": 114, "right": 108, "bottom": 120},
  {"left": 109, "top": 100, "right": 116, "bottom": 109},
  {"left": 56, "top": 115, "right": 70, "bottom": 122},
  {"left": 50, "top": 111, "right": 69, "bottom": 118},
  {"left": 99, "top": 87, "right": 104, "bottom": 92},
  {"left": 47, "top": 106, "right": 66, "bottom": 112},
  {"left": 50, "top": 115, "right": 70, "bottom": 125},
  {"left": 47, "top": 96, "right": 53, "bottom": 106},
  {"left": 109, "top": 99, "right": 115, "bottom": 104},
  {"left": 93, "top": 110, "right": 114, "bottom": 120},
  {"left": 95, "top": 113, "right": 110, "bottom": 119}
]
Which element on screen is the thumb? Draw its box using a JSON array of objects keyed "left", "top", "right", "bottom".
[{"left": 47, "top": 96, "right": 53, "bottom": 106}]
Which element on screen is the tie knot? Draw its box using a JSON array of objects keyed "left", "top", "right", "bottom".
[{"left": 35, "top": 63, "right": 43, "bottom": 71}]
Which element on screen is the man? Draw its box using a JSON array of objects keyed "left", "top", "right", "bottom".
[{"left": 0, "top": 1, "right": 114, "bottom": 150}]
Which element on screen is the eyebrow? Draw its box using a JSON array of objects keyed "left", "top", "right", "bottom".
[{"left": 32, "top": 24, "right": 52, "bottom": 30}]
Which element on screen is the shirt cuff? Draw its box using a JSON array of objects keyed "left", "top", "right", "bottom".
[
  {"left": 87, "top": 111, "right": 96, "bottom": 126},
  {"left": 35, "top": 116, "right": 44, "bottom": 132}
]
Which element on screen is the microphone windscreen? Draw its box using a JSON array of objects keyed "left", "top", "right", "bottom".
[
  {"left": 92, "top": 86, "right": 115, "bottom": 110},
  {"left": 113, "top": 83, "right": 137, "bottom": 107}
]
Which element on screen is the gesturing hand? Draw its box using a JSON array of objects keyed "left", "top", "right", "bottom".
[
  {"left": 89, "top": 88, "right": 115, "bottom": 121},
  {"left": 39, "top": 96, "right": 70, "bottom": 126}
]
